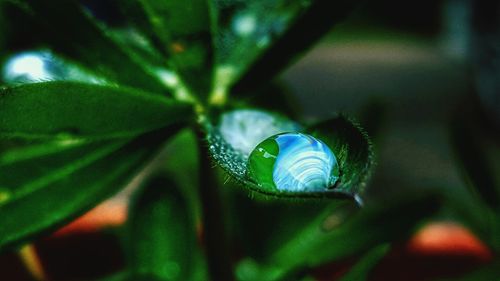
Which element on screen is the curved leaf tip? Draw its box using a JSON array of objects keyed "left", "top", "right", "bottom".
[{"left": 204, "top": 109, "right": 373, "bottom": 201}]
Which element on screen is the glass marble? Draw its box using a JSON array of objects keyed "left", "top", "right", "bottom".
[{"left": 247, "top": 133, "right": 340, "bottom": 192}]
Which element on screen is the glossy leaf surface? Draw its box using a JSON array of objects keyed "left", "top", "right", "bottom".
[
  {"left": 0, "top": 128, "right": 173, "bottom": 251},
  {"left": 0, "top": 81, "right": 191, "bottom": 139},
  {"left": 20, "top": 0, "right": 166, "bottom": 93},
  {"left": 138, "top": 0, "right": 215, "bottom": 99}
]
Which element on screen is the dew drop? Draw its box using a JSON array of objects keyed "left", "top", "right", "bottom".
[
  {"left": 247, "top": 133, "right": 340, "bottom": 192},
  {"left": 2, "top": 52, "right": 51, "bottom": 82},
  {"left": 232, "top": 13, "right": 257, "bottom": 36},
  {"left": 2, "top": 50, "right": 105, "bottom": 84}
]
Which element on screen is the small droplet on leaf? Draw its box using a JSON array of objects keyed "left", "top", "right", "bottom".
[
  {"left": 247, "top": 133, "right": 340, "bottom": 192},
  {"left": 233, "top": 13, "right": 257, "bottom": 36}
]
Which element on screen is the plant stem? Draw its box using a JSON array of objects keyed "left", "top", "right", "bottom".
[{"left": 196, "top": 127, "right": 234, "bottom": 281}]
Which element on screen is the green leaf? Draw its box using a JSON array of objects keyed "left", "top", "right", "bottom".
[
  {"left": 204, "top": 109, "right": 372, "bottom": 200},
  {"left": 19, "top": 0, "right": 166, "bottom": 93},
  {"left": 255, "top": 192, "right": 441, "bottom": 280},
  {"left": 0, "top": 81, "right": 192, "bottom": 139},
  {"left": 0, "top": 140, "right": 119, "bottom": 203},
  {"left": 230, "top": 192, "right": 355, "bottom": 261},
  {"left": 127, "top": 175, "right": 196, "bottom": 281},
  {"left": 137, "top": 0, "right": 215, "bottom": 99},
  {"left": 0, "top": 127, "right": 174, "bottom": 251},
  {"left": 338, "top": 244, "right": 389, "bottom": 281},
  {"left": 308, "top": 115, "right": 374, "bottom": 199},
  {"left": 117, "top": 0, "right": 159, "bottom": 45},
  {"left": 112, "top": 1, "right": 176, "bottom": 74},
  {"left": 234, "top": 200, "right": 357, "bottom": 281},
  {"left": 212, "top": 0, "right": 359, "bottom": 99}
]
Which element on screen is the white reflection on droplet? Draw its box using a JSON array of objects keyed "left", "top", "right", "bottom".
[
  {"left": 219, "top": 110, "right": 301, "bottom": 156},
  {"left": 3, "top": 52, "right": 51, "bottom": 82},
  {"left": 2, "top": 50, "right": 106, "bottom": 84},
  {"left": 271, "top": 133, "right": 338, "bottom": 192}
]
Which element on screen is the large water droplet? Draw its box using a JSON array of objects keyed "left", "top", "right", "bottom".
[{"left": 247, "top": 133, "right": 340, "bottom": 192}]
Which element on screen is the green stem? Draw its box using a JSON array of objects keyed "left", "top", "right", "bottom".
[{"left": 196, "top": 127, "right": 234, "bottom": 281}]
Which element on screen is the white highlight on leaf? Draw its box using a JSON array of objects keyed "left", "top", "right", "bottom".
[{"left": 219, "top": 110, "right": 300, "bottom": 157}]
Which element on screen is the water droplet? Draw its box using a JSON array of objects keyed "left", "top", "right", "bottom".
[
  {"left": 3, "top": 52, "right": 51, "bottom": 82},
  {"left": 2, "top": 50, "right": 106, "bottom": 84},
  {"left": 233, "top": 13, "right": 257, "bottom": 36},
  {"left": 247, "top": 133, "right": 340, "bottom": 192}
]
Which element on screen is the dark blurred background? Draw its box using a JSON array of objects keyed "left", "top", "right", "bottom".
[{"left": 281, "top": 0, "right": 499, "bottom": 201}]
